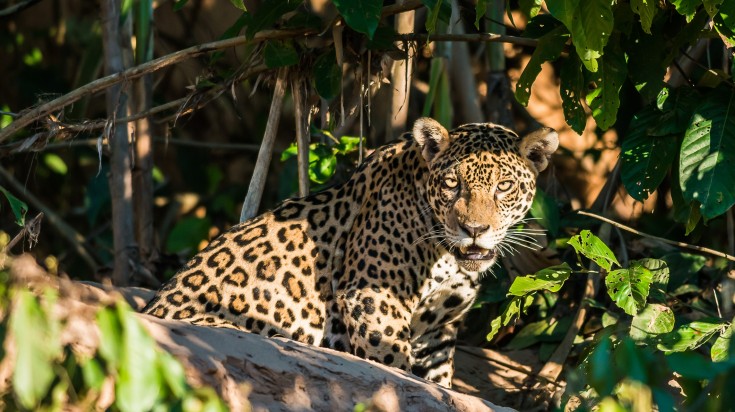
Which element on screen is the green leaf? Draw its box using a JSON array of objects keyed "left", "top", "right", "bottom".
[
  {"left": 652, "top": 87, "right": 700, "bottom": 136},
  {"left": 515, "top": 26, "right": 569, "bottom": 106},
  {"left": 625, "top": 23, "right": 668, "bottom": 102},
  {"left": 263, "top": 41, "right": 298, "bottom": 68},
  {"left": 657, "top": 318, "right": 726, "bottom": 353},
  {"left": 519, "top": 0, "right": 543, "bottom": 19},
  {"left": 620, "top": 106, "right": 678, "bottom": 201},
  {"left": 10, "top": 290, "right": 61, "bottom": 409},
  {"left": 336, "top": 136, "right": 361, "bottom": 154},
  {"left": 97, "top": 306, "right": 123, "bottom": 369},
  {"left": 559, "top": 51, "right": 587, "bottom": 135},
  {"left": 166, "top": 216, "right": 211, "bottom": 254},
  {"left": 630, "top": 0, "right": 658, "bottom": 34},
  {"left": 529, "top": 187, "right": 560, "bottom": 235},
  {"left": 116, "top": 303, "right": 161, "bottom": 412},
  {"left": 173, "top": 0, "right": 189, "bottom": 11},
  {"left": 637, "top": 258, "right": 669, "bottom": 303},
  {"left": 679, "top": 88, "right": 735, "bottom": 219},
  {"left": 333, "top": 0, "right": 382, "bottom": 39},
  {"left": 630, "top": 303, "right": 674, "bottom": 341},
  {"left": 81, "top": 357, "right": 106, "bottom": 391},
  {"left": 568, "top": 229, "right": 620, "bottom": 271},
  {"left": 523, "top": 14, "right": 563, "bottom": 38},
  {"left": 586, "top": 335, "right": 617, "bottom": 396},
  {"left": 487, "top": 295, "right": 533, "bottom": 341},
  {"left": 508, "top": 263, "right": 572, "bottom": 296},
  {"left": 711, "top": 324, "right": 732, "bottom": 362},
  {"left": 312, "top": 51, "right": 342, "bottom": 101},
  {"left": 245, "top": 0, "right": 300, "bottom": 39},
  {"left": 0, "top": 185, "right": 28, "bottom": 226},
  {"left": 507, "top": 316, "right": 572, "bottom": 350},
  {"left": 547, "top": 0, "right": 614, "bottom": 72},
  {"left": 475, "top": 0, "right": 488, "bottom": 29},
  {"left": 228, "top": 0, "right": 247, "bottom": 11},
  {"left": 702, "top": 0, "right": 724, "bottom": 17},
  {"left": 714, "top": 1, "right": 735, "bottom": 41},
  {"left": 671, "top": 0, "right": 702, "bottom": 21},
  {"left": 605, "top": 261, "right": 653, "bottom": 316},
  {"left": 308, "top": 146, "right": 337, "bottom": 184},
  {"left": 158, "top": 351, "right": 189, "bottom": 397},
  {"left": 667, "top": 351, "right": 731, "bottom": 380},
  {"left": 585, "top": 40, "right": 627, "bottom": 130},
  {"left": 660, "top": 252, "right": 707, "bottom": 290},
  {"left": 44, "top": 153, "right": 68, "bottom": 175},
  {"left": 421, "top": 0, "right": 452, "bottom": 27}
]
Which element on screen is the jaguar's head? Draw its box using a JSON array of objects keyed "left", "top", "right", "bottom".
[{"left": 413, "top": 118, "right": 558, "bottom": 273}]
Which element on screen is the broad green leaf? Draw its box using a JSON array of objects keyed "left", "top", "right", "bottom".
[
  {"left": 312, "top": 51, "right": 342, "bottom": 101},
  {"left": 702, "top": 0, "right": 724, "bottom": 17},
  {"left": 660, "top": 252, "right": 707, "bottom": 289},
  {"left": 81, "top": 357, "right": 106, "bottom": 391},
  {"left": 621, "top": 106, "right": 678, "bottom": 201},
  {"left": 559, "top": 51, "right": 587, "bottom": 135},
  {"left": 507, "top": 316, "right": 572, "bottom": 349},
  {"left": 333, "top": 0, "right": 382, "bottom": 39},
  {"left": 116, "top": 303, "right": 162, "bottom": 412},
  {"left": 519, "top": 0, "right": 542, "bottom": 19},
  {"left": 166, "top": 216, "right": 211, "bottom": 254},
  {"left": 308, "top": 147, "right": 337, "bottom": 184},
  {"left": 97, "top": 306, "right": 123, "bottom": 369},
  {"left": 714, "top": 2, "right": 735, "bottom": 47},
  {"left": 523, "top": 14, "right": 563, "bottom": 38},
  {"left": 515, "top": 26, "right": 568, "bottom": 106},
  {"left": 630, "top": 0, "right": 658, "bottom": 34},
  {"left": 10, "top": 290, "right": 61, "bottom": 409},
  {"left": 652, "top": 87, "right": 700, "bottom": 136},
  {"left": 421, "top": 0, "right": 452, "bottom": 27},
  {"left": 475, "top": 0, "right": 488, "bottom": 29},
  {"left": 529, "top": 187, "right": 560, "bottom": 235},
  {"left": 44, "top": 153, "right": 68, "bottom": 175},
  {"left": 158, "top": 351, "right": 188, "bottom": 397},
  {"left": 679, "top": 88, "right": 735, "bottom": 219},
  {"left": 245, "top": 0, "right": 300, "bottom": 39},
  {"left": 585, "top": 40, "right": 627, "bottom": 130},
  {"left": 568, "top": 230, "right": 620, "bottom": 271},
  {"left": 630, "top": 304, "right": 674, "bottom": 341},
  {"left": 586, "top": 336, "right": 616, "bottom": 396},
  {"left": 671, "top": 0, "right": 702, "bottom": 21},
  {"left": 487, "top": 295, "right": 533, "bottom": 341},
  {"left": 0, "top": 185, "right": 28, "bottom": 226},
  {"left": 336, "top": 136, "right": 361, "bottom": 154},
  {"left": 657, "top": 318, "right": 726, "bottom": 353},
  {"left": 711, "top": 324, "right": 732, "bottom": 361},
  {"left": 638, "top": 258, "right": 669, "bottom": 303},
  {"left": 670, "top": 168, "right": 702, "bottom": 234},
  {"left": 173, "top": 0, "right": 188, "bottom": 11},
  {"left": 508, "top": 263, "right": 571, "bottom": 296},
  {"left": 547, "top": 0, "right": 614, "bottom": 72},
  {"left": 605, "top": 261, "right": 653, "bottom": 316},
  {"left": 263, "top": 41, "right": 298, "bottom": 68},
  {"left": 228, "top": 0, "right": 247, "bottom": 11},
  {"left": 625, "top": 23, "right": 668, "bottom": 102}
]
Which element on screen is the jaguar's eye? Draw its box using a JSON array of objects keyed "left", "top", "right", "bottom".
[
  {"left": 497, "top": 180, "right": 514, "bottom": 192},
  {"left": 443, "top": 177, "right": 458, "bottom": 189}
]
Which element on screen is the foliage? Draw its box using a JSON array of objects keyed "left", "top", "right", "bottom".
[
  {"left": 0, "top": 281, "right": 229, "bottom": 411},
  {"left": 488, "top": 230, "right": 734, "bottom": 410},
  {"left": 0, "top": 186, "right": 27, "bottom": 227}
]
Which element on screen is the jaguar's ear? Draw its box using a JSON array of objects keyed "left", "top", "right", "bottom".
[
  {"left": 518, "top": 127, "right": 559, "bottom": 174},
  {"left": 412, "top": 117, "right": 450, "bottom": 163}
]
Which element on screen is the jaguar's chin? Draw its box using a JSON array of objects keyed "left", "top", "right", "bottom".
[{"left": 453, "top": 245, "right": 497, "bottom": 273}]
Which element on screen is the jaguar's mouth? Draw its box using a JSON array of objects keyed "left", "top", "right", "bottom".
[{"left": 454, "top": 244, "right": 496, "bottom": 261}]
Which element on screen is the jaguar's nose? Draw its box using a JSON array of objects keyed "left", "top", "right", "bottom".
[{"left": 458, "top": 222, "right": 489, "bottom": 238}]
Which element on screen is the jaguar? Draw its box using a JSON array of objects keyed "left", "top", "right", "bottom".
[{"left": 143, "top": 117, "right": 558, "bottom": 387}]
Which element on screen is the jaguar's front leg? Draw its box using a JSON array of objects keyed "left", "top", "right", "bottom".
[
  {"left": 338, "top": 289, "right": 415, "bottom": 372},
  {"left": 410, "top": 321, "right": 461, "bottom": 387}
]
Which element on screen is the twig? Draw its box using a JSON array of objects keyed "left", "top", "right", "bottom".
[
  {"left": 578, "top": 210, "right": 735, "bottom": 262},
  {"left": 240, "top": 68, "right": 288, "bottom": 221},
  {"left": 396, "top": 32, "right": 541, "bottom": 48},
  {"left": 0, "top": 28, "right": 315, "bottom": 142},
  {"left": 0, "top": 166, "right": 98, "bottom": 271},
  {"left": 6, "top": 137, "right": 261, "bottom": 153},
  {"left": 2, "top": 212, "right": 44, "bottom": 254},
  {"left": 0, "top": 0, "right": 43, "bottom": 18}
]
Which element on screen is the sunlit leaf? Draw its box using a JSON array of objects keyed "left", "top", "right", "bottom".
[
  {"left": 568, "top": 230, "right": 619, "bottom": 271},
  {"left": 657, "top": 318, "right": 726, "bottom": 353},
  {"left": 0, "top": 185, "right": 28, "bottom": 226},
  {"left": 515, "top": 26, "right": 568, "bottom": 106},
  {"left": 679, "top": 88, "right": 735, "bottom": 219},
  {"left": 630, "top": 0, "right": 658, "bottom": 34},
  {"left": 228, "top": 0, "right": 247, "bottom": 11},
  {"left": 637, "top": 258, "right": 669, "bottom": 303},
  {"left": 506, "top": 316, "right": 572, "bottom": 349},
  {"left": 116, "top": 303, "right": 161, "bottom": 412},
  {"left": 585, "top": 40, "right": 627, "bottom": 130},
  {"left": 519, "top": 0, "right": 543, "bottom": 19},
  {"left": 711, "top": 324, "right": 732, "bottom": 362},
  {"left": 44, "top": 153, "right": 68, "bottom": 175},
  {"left": 630, "top": 304, "right": 674, "bottom": 341},
  {"left": 671, "top": 0, "right": 702, "bottom": 21},
  {"left": 487, "top": 295, "right": 533, "bottom": 341},
  {"left": 508, "top": 263, "right": 571, "bottom": 296},
  {"left": 606, "top": 261, "right": 653, "bottom": 316},
  {"left": 547, "top": 0, "right": 614, "bottom": 72}
]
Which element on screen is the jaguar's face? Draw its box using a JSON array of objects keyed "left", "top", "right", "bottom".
[{"left": 413, "top": 119, "right": 559, "bottom": 273}]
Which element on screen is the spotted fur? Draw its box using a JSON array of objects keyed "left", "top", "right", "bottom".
[{"left": 143, "top": 118, "right": 558, "bottom": 387}]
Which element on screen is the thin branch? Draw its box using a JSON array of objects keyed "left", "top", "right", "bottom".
[
  {"left": 396, "top": 32, "right": 541, "bottom": 48},
  {"left": 240, "top": 68, "right": 288, "bottom": 222},
  {"left": 7, "top": 137, "right": 261, "bottom": 153},
  {"left": 0, "top": 28, "right": 314, "bottom": 142},
  {"left": 578, "top": 210, "right": 735, "bottom": 262},
  {"left": 2, "top": 212, "right": 43, "bottom": 255},
  {"left": 0, "top": 0, "right": 43, "bottom": 18}
]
